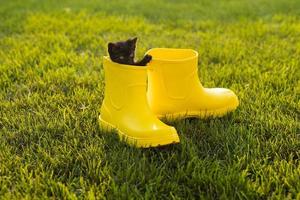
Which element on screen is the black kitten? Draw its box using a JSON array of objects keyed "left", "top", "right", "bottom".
[{"left": 108, "top": 37, "right": 152, "bottom": 66}]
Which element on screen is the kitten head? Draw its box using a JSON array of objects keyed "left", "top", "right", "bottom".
[{"left": 108, "top": 37, "right": 137, "bottom": 65}]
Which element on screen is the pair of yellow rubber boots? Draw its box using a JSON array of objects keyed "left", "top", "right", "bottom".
[{"left": 99, "top": 48, "right": 239, "bottom": 148}]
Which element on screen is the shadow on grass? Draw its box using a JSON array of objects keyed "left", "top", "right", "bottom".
[
  {"left": 99, "top": 112, "right": 240, "bottom": 165},
  {"left": 96, "top": 113, "right": 248, "bottom": 198}
]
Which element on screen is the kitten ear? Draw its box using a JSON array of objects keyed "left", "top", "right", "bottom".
[
  {"left": 128, "top": 37, "right": 137, "bottom": 49},
  {"left": 131, "top": 37, "right": 137, "bottom": 44},
  {"left": 108, "top": 42, "right": 118, "bottom": 54},
  {"left": 108, "top": 42, "right": 115, "bottom": 50}
]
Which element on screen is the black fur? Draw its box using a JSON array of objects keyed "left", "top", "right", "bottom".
[{"left": 108, "top": 37, "right": 152, "bottom": 66}]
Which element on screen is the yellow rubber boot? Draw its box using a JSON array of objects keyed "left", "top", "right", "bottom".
[
  {"left": 99, "top": 56, "right": 180, "bottom": 148},
  {"left": 146, "top": 48, "right": 239, "bottom": 120}
]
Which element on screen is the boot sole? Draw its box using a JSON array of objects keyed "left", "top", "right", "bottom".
[
  {"left": 157, "top": 102, "right": 239, "bottom": 120},
  {"left": 98, "top": 116, "right": 180, "bottom": 148}
]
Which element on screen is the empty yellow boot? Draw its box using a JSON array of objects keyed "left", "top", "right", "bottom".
[
  {"left": 146, "top": 48, "right": 239, "bottom": 120},
  {"left": 99, "top": 56, "right": 180, "bottom": 148}
]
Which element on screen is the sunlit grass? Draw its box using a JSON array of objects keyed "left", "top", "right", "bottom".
[{"left": 0, "top": 0, "right": 299, "bottom": 199}]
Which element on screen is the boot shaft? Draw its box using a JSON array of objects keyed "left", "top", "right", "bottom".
[
  {"left": 102, "top": 56, "right": 148, "bottom": 110},
  {"left": 146, "top": 48, "right": 202, "bottom": 105}
]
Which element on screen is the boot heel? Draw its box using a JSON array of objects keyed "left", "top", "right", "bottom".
[{"left": 98, "top": 115, "right": 115, "bottom": 132}]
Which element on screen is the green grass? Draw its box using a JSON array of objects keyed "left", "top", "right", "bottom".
[{"left": 0, "top": 0, "right": 299, "bottom": 199}]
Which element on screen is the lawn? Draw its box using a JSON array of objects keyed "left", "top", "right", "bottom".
[{"left": 0, "top": 0, "right": 299, "bottom": 199}]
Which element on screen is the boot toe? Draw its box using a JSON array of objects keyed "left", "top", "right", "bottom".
[
  {"left": 135, "top": 126, "right": 180, "bottom": 148},
  {"left": 222, "top": 88, "right": 239, "bottom": 109},
  {"left": 205, "top": 88, "right": 238, "bottom": 107},
  {"left": 209, "top": 88, "right": 239, "bottom": 116}
]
